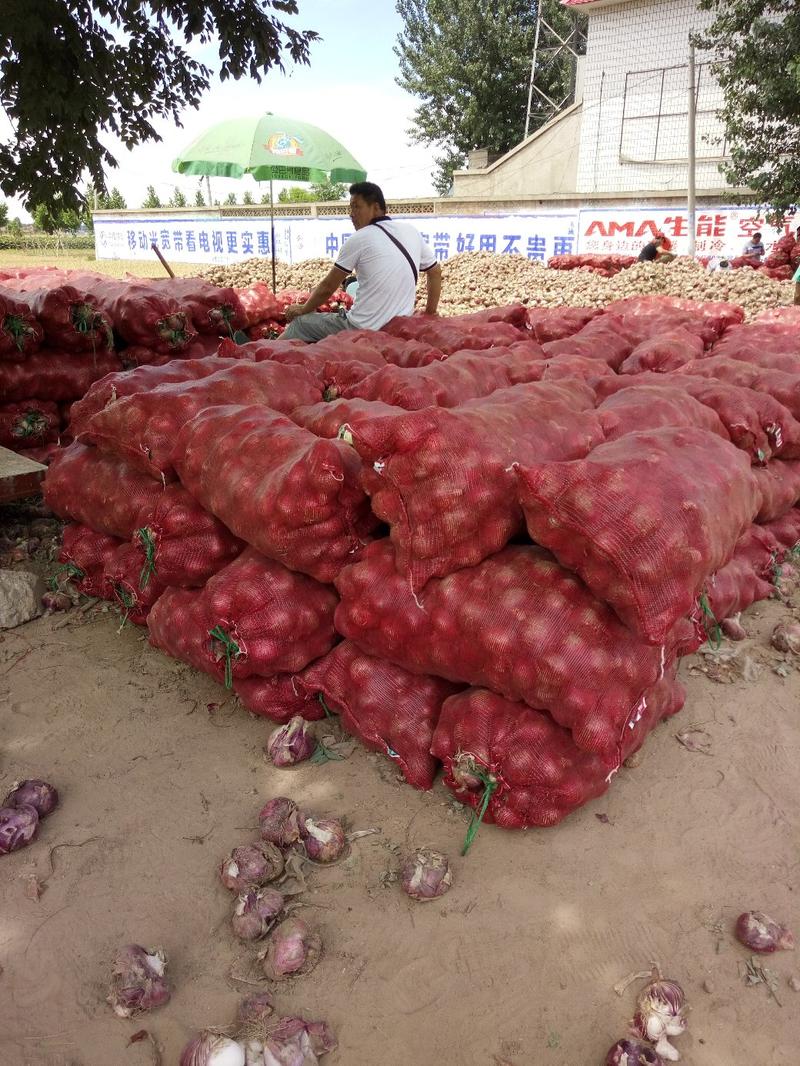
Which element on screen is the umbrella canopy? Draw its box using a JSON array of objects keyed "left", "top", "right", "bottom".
[{"left": 172, "top": 112, "right": 367, "bottom": 184}]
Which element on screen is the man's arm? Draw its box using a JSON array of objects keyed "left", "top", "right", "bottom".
[
  {"left": 423, "top": 262, "right": 442, "bottom": 315},
  {"left": 284, "top": 265, "right": 349, "bottom": 322}
]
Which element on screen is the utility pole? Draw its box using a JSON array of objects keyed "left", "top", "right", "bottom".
[
  {"left": 687, "top": 40, "right": 697, "bottom": 257},
  {"left": 206, "top": 175, "right": 212, "bottom": 207}
]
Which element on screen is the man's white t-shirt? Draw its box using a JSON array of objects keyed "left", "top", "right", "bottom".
[{"left": 335, "top": 217, "right": 437, "bottom": 331}]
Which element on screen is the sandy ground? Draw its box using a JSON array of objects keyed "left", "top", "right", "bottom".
[{"left": 1, "top": 568, "right": 799, "bottom": 1066}]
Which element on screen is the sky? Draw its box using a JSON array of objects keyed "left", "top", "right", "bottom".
[{"left": 3, "top": 0, "right": 438, "bottom": 220}]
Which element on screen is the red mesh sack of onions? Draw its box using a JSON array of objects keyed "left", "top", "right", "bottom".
[
  {"left": 335, "top": 542, "right": 690, "bottom": 761},
  {"left": 68, "top": 356, "right": 243, "bottom": 437},
  {"left": 596, "top": 385, "right": 730, "bottom": 442},
  {"left": 297, "top": 641, "right": 462, "bottom": 789},
  {"left": 147, "top": 548, "right": 338, "bottom": 686},
  {"left": 762, "top": 507, "right": 800, "bottom": 551},
  {"left": 710, "top": 321, "right": 800, "bottom": 360},
  {"left": 383, "top": 305, "right": 528, "bottom": 342},
  {"left": 76, "top": 277, "right": 194, "bottom": 353},
  {"left": 320, "top": 329, "right": 445, "bottom": 368},
  {"left": 431, "top": 671, "right": 685, "bottom": 829},
  {"left": 101, "top": 543, "right": 166, "bottom": 625},
  {"left": 0, "top": 288, "right": 43, "bottom": 359},
  {"left": 17, "top": 284, "right": 113, "bottom": 352},
  {"left": 57, "top": 523, "right": 124, "bottom": 597},
  {"left": 0, "top": 401, "right": 61, "bottom": 449},
  {"left": 516, "top": 428, "right": 760, "bottom": 645},
  {"left": 172, "top": 403, "right": 375, "bottom": 583},
  {"left": 540, "top": 354, "right": 616, "bottom": 383},
  {"left": 677, "top": 357, "right": 800, "bottom": 429},
  {"left": 44, "top": 442, "right": 165, "bottom": 538},
  {"left": 605, "top": 294, "right": 744, "bottom": 335},
  {"left": 83, "top": 361, "right": 322, "bottom": 480},
  {"left": 232, "top": 282, "right": 283, "bottom": 327},
  {"left": 541, "top": 313, "right": 637, "bottom": 370},
  {"left": 132, "top": 484, "right": 242, "bottom": 589},
  {"left": 237, "top": 343, "right": 383, "bottom": 396},
  {"left": 290, "top": 397, "right": 405, "bottom": 439},
  {"left": 592, "top": 372, "right": 788, "bottom": 465},
  {"left": 233, "top": 672, "right": 327, "bottom": 723},
  {"left": 526, "top": 306, "right": 601, "bottom": 343},
  {"left": 705, "top": 560, "right": 773, "bottom": 626},
  {"left": 753, "top": 461, "right": 800, "bottom": 522},
  {"left": 0, "top": 350, "right": 122, "bottom": 404},
  {"left": 342, "top": 347, "right": 545, "bottom": 410},
  {"left": 144, "top": 278, "right": 246, "bottom": 335},
  {"left": 616, "top": 310, "right": 718, "bottom": 348},
  {"left": 349, "top": 380, "right": 602, "bottom": 589},
  {"left": 617, "top": 328, "right": 705, "bottom": 374}
]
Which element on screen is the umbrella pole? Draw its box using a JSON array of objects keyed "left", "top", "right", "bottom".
[{"left": 270, "top": 178, "right": 277, "bottom": 294}]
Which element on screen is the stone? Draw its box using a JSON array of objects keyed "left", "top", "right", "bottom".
[{"left": 0, "top": 569, "right": 45, "bottom": 629}]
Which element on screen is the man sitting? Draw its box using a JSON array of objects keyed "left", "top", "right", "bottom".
[{"left": 283, "top": 182, "right": 442, "bottom": 341}]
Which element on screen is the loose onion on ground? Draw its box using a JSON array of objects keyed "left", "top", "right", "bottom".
[
  {"left": 400, "top": 848, "right": 453, "bottom": 901},
  {"left": 3, "top": 778, "right": 59, "bottom": 818},
  {"left": 0, "top": 804, "right": 39, "bottom": 854},
  {"left": 606, "top": 1038, "right": 664, "bottom": 1066},
  {"left": 261, "top": 916, "right": 322, "bottom": 980},
  {"left": 180, "top": 1031, "right": 246, "bottom": 1066},
  {"left": 266, "top": 716, "right": 316, "bottom": 767},
  {"left": 300, "top": 816, "right": 348, "bottom": 864},
  {"left": 736, "top": 910, "right": 795, "bottom": 952},
  {"left": 107, "top": 944, "right": 170, "bottom": 1017},
  {"left": 220, "top": 842, "right": 284, "bottom": 893},
  {"left": 258, "top": 797, "right": 304, "bottom": 847},
  {"left": 231, "top": 887, "right": 284, "bottom": 941}
]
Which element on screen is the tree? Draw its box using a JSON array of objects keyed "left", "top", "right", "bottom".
[
  {"left": 310, "top": 178, "right": 347, "bottom": 201},
  {"left": 695, "top": 1, "right": 800, "bottom": 224},
  {"left": 170, "top": 188, "right": 188, "bottom": 207},
  {"left": 1, "top": 2, "right": 319, "bottom": 214},
  {"left": 195, "top": 188, "right": 207, "bottom": 207},
  {"left": 0, "top": 201, "right": 8, "bottom": 227},
  {"left": 142, "top": 186, "right": 162, "bottom": 209},
  {"left": 224, "top": 192, "right": 238, "bottom": 205},
  {"left": 242, "top": 190, "right": 255, "bottom": 205},
  {"left": 32, "top": 202, "right": 80, "bottom": 232},
  {"left": 278, "top": 186, "right": 316, "bottom": 203},
  {"left": 107, "top": 187, "right": 127, "bottom": 209},
  {"left": 395, "top": 0, "right": 579, "bottom": 194}
]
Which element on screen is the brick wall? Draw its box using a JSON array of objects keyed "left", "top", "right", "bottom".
[{"left": 576, "top": 0, "right": 729, "bottom": 194}]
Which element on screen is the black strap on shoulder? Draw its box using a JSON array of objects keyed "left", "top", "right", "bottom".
[{"left": 372, "top": 222, "right": 418, "bottom": 283}]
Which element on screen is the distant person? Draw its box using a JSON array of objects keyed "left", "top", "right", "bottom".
[
  {"left": 708, "top": 257, "right": 732, "bottom": 272},
  {"left": 283, "top": 182, "right": 442, "bottom": 341},
  {"left": 742, "top": 232, "right": 765, "bottom": 260},
  {"left": 793, "top": 261, "right": 800, "bottom": 306},
  {"left": 638, "top": 233, "right": 671, "bottom": 262}
]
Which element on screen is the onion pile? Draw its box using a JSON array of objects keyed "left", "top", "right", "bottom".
[
  {"left": 181, "top": 1011, "right": 336, "bottom": 1066},
  {"left": 107, "top": 944, "right": 170, "bottom": 1018},
  {"left": 266, "top": 717, "right": 317, "bottom": 767}
]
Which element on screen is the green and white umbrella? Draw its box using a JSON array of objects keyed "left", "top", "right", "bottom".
[{"left": 173, "top": 113, "right": 367, "bottom": 289}]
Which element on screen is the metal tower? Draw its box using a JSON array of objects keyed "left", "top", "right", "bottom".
[{"left": 524, "top": 4, "right": 587, "bottom": 139}]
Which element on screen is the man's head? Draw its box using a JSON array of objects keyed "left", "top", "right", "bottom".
[
  {"left": 753, "top": 232, "right": 762, "bottom": 242},
  {"left": 654, "top": 234, "right": 665, "bottom": 247},
  {"left": 349, "top": 181, "right": 386, "bottom": 230}
]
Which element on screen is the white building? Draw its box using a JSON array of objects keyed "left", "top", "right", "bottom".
[{"left": 452, "top": 0, "right": 734, "bottom": 202}]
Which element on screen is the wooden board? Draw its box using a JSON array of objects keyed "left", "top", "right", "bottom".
[{"left": 0, "top": 446, "right": 47, "bottom": 503}]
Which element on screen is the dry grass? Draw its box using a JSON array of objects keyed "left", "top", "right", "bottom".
[{"left": 0, "top": 249, "right": 202, "bottom": 278}]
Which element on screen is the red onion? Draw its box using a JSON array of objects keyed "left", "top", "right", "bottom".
[
  {"left": 267, "top": 1016, "right": 337, "bottom": 1059},
  {"left": 606, "top": 1039, "right": 664, "bottom": 1066},
  {"left": 107, "top": 944, "right": 171, "bottom": 1017},
  {"left": 400, "top": 848, "right": 453, "bottom": 901},
  {"left": 0, "top": 804, "right": 39, "bottom": 854},
  {"left": 232, "top": 887, "right": 284, "bottom": 941},
  {"left": 4, "top": 778, "right": 59, "bottom": 818},
  {"left": 630, "top": 975, "right": 686, "bottom": 1061},
  {"left": 770, "top": 622, "right": 800, "bottom": 655},
  {"left": 41, "top": 591, "right": 72, "bottom": 612},
  {"left": 300, "top": 816, "right": 348, "bottom": 864},
  {"left": 266, "top": 717, "right": 316, "bottom": 767},
  {"left": 180, "top": 1031, "right": 246, "bottom": 1066},
  {"left": 720, "top": 616, "right": 747, "bottom": 641},
  {"left": 220, "top": 842, "right": 284, "bottom": 893},
  {"left": 261, "top": 917, "right": 322, "bottom": 980},
  {"left": 736, "top": 910, "right": 795, "bottom": 952},
  {"left": 237, "top": 991, "right": 275, "bottom": 1027},
  {"left": 258, "top": 797, "right": 303, "bottom": 847}
]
